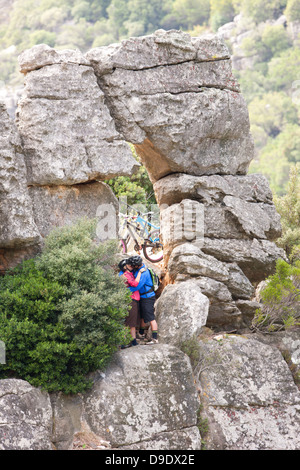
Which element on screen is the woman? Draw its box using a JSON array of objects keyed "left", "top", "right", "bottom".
[{"left": 118, "top": 259, "right": 145, "bottom": 348}]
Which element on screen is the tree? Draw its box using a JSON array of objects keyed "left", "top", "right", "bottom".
[
  {"left": 168, "top": 0, "right": 210, "bottom": 30},
  {"left": 252, "top": 259, "right": 300, "bottom": 332},
  {"left": 285, "top": 0, "right": 300, "bottom": 21},
  {"left": 274, "top": 164, "right": 300, "bottom": 259},
  {"left": 210, "top": 0, "right": 237, "bottom": 31},
  {"left": 240, "top": 0, "right": 287, "bottom": 24},
  {"left": 107, "top": 144, "right": 156, "bottom": 207},
  {"left": 0, "top": 218, "right": 132, "bottom": 393}
]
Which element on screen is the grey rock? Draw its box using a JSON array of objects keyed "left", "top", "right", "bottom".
[
  {"left": 223, "top": 195, "right": 282, "bottom": 240},
  {"left": 155, "top": 280, "right": 209, "bottom": 346},
  {"left": 100, "top": 88, "right": 254, "bottom": 182},
  {"left": 18, "top": 43, "right": 90, "bottom": 73},
  {"left": 201, "top": 238, "right": 287, "bottom": 282},
  {"left": 83, "top": 344, "right": 201, "bottom": 449},
  {"left": 154, "top": 173, "right": 274, "bottom": 206},
  {"left": 160, "top": 199, "right": 205, "bottom": 250},
  {"left": 29, "top": 181, "right": 119, "bottom": 241},
  {"left": 120, "top": 426, "right": 201, "bottom": 450},
  {"left": 0, "top": 103, "right": 41, "bottom": 248},
  {"left": 0, "top": 379, "right": 52, "bottom": 450},
  {"left": 194, "top": 277, "right": 243, "bottom": 329},
  {"left": 197, "top": 335, "right": 300, "bottom": 449},
  {"left": 168, "top": 243, "right": 230, "bottom": 282},
  {"left": 86, "top": 29, "right": 230, "bottom": 75},
  {"left": 87, "top": 30, "right": 253, "bottom": 183},
  {"left": 16, "top": 61, "right": 139, "bottom": 185}
]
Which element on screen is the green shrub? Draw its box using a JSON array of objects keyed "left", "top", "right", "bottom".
[
  {"left": 0, "top": 218, "right": 132, "bottom": 394},
  {"left": 252, "top": 259, "right": 300, "bottom": 332}
]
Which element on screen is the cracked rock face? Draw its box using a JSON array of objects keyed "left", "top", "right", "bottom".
[
  {"left": 197, "top": 335, "right": 300, "bottom": 450},
  {"left": 0, "top": 103, "right": 40, "bottom": 249},
  {"left": 87, "top": 30, "right": 254, "bottom": 182},
  {"left": 0, "top": 379, "right": 53, "bottom": 450},
  {"left": 83, "top": 344, "right": 201, "bottom": 449},
  {"left": 17, "top": 47, "right": 139, "bottom": 185}
]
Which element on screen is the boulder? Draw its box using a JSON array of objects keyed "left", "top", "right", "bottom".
[
  {"left": 18, "top": 43, "right": 90, "bottom": 73},
  {"left": 86, "top": 29, "right": 230, "bottom": 74},
  {"left": 197, "top": 335, "right": 300, "bottom": 450},
  {"left": 87, "top": 30, "right": 254, "bottom": 183},
  {"left": 0, "top": 379, "right": 53, "bottom": 450},
  {"left": 29, "top": 181, "right": 119, "bottom": 240},
  {"left": 154, "top": 173, "right": 274, "bottom": 206},
  {"left": 155, "top": 280, "right": 209, "bottom": 346},
  {"left": 16, "top": 55, "right": 139, "bottom": 185},
  {"left": 0, "top": 103, "right": 41, "bottom": 249},
  {"left": 83, "top": 344, "right": 201, "bottom": 449},
  {"left": 202, "top": 238, "right": 287, "bottom": 283}
]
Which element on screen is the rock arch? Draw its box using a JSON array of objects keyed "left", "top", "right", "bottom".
[{"left": 0, "top": 30, "right": 286, "bottom": 333}]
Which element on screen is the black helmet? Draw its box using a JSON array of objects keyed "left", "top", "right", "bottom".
[
  {"left": 127, "top": 255, "right": 143, "bottom": 267},
  {"left": 118, "top": 259, "right": 129, "bottom": 271}
]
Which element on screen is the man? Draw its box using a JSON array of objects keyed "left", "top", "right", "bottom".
[{"left": 127, "top": 256, "right": 158, "bottom": 345}]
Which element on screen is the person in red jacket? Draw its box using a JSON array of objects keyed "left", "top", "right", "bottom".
[{"left": 118, "top": 259, "right": 145, "bottom": 348}]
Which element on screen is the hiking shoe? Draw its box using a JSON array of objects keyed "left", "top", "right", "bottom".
[
  {"left": 145, "top": 338, "right": 159, "bottom": 345},
  {"left": 120, "top": 343, "right": 132, "bottom": 349}
]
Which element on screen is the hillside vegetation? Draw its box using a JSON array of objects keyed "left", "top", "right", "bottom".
[{"left": 0, "top": 0, "right": 300, "bottom": 196}]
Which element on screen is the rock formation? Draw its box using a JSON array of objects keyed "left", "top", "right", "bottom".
[{"left": 0, "top": 30, "right": 298, "bottom": 451}]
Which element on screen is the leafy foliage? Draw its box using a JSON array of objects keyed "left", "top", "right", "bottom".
[
  {"left": 252, "top": 259, "right": 300, "bottom": 332},
  {"left": 274, "top": 165, "right": 300, "bottom": 260},
  {"left": 107, "top": 144, "right": 156, "bottom": 207},
  {"left": 0, "top": 218, "right": 132, "bottom": 394}
]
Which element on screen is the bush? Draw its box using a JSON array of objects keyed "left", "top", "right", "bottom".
[
  {"left": 274, "top": 164, "right": 300, "bottom": 258},
  {"left": 252, "top": 259, "right": 300, "bottom": 332},
  {"left": 0, "top": 218, "right": 132, "bottom": 394}
]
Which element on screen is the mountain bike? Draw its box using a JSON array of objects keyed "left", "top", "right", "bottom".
[{"left": 119, "top": 209, "right": 163, "bottom": 263}]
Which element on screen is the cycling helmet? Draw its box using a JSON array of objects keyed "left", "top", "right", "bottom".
[
  {"left": 127, "top": 255, "right": 143, "bottom": 267},
  {"left": 118, "top": 259, "right": 129, "bottom": 271}
]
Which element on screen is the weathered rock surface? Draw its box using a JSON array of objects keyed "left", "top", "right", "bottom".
[
  {"left": 0, "top": 344, "right": 201, "bottom": 450},
  {"left": 17, "top": 46, "right": 139, "bottom": 185},
  {"left": 155, "top": 280, "right": 209, "bottom": 346},
  {"left": 87, "top": 30, "right": 254, "bottom": 183},
  {"left": 28, "top": 181, "right": 118, "bottom": 240},
  {"left": 154, "top": 173, "right": 274, "bottom": 206},
  {"left": 197, "top": 334, "right": 300, "bottom": 450},
  {"left": 84, "top": 344, "right": 201, "bottom": 449},
  {"left": 0, "top": 103, "right": 40, "bottom": 249},
  {"left": 0, "top": 379, "right": 53, "bottom": 450},
  {"left": 202, "top": 237, "right": 287, "bottom": 283}
]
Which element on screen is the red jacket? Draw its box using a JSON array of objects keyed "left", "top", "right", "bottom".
[{"left": 121, "top": 271, "right": 140, "bottom": 301}]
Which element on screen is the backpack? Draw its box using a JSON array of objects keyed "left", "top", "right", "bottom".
[{"left": 148, "top": 267, "right": 160, "bottom": 292}]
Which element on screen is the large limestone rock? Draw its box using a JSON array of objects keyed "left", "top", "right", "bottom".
[
  {"left": 28, "top": 181, "right": 118, "bottom": 240},
  {"left": 0, "top": 103, "right": 40, "bottom": 249},
  {"left": 83, "top": 344, "right": 201, "bottom": 449},
  {"left": 155, "top": 280, "right": 209, "bottom": 346},
  {"left": 197, "top": 334, "right": 300, "bottom": 450},
  {"left": 87, "top": 30, "right": 254, "bottom": 183},
  {"left": 16, "top": 45, "right": 139, "bottom": 185},
  {"left": 0, "top": 379, "right": 53, "bottom": 450}
]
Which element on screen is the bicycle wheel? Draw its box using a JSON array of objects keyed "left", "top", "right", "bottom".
[{"left": 142, "top": 230, "right": 163, "bottom": 263}]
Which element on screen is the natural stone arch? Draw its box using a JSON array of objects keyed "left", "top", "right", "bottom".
[{"left": 1, "top": 30, "right": 287, "bottom": 335}]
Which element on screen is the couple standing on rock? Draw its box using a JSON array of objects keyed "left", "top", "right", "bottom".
[{"left": 118, "top": 255, "right": 158, "bottom": 348}]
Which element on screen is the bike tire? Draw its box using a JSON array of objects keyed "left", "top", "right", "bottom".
[{"left": 142, "top": 230, "right": 163, "bottom": 263}]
